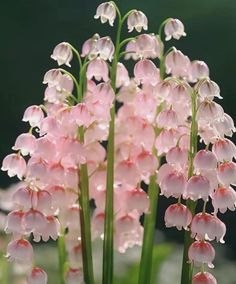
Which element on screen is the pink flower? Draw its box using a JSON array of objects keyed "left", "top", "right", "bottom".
[
  {"left": 217, "top": 161, "right": 236, "bottom": 186},
  {"left": 197, "top": 78, "right": 222, "bottom": 100},
  {"left": 212, "top": 187, "right": 236, "bottom": 213},
  {"left": 214, "top": 113, "right": 235, "bottom": 137},
  {"left": 212, "top": 138, "right": 236, "bottom": 162},
  {"left": 116, "top": 63, "right": 130, "bottom": 88},
  {"left": 155, "top": 128, "right": 180, "bottom": 155},
  {"left": 22, "top": 105, "right": 44, "bottom": 127},
  {"left": 165, "top": 48, "right": 190, "bottom": 78},
  {"left": 27, "top": 267, "right": 48, "bottom": 284},
  {"left": 5, "top": 210, "right": 25, "bottom": 238},
  {"left": 12, "top": 133, "right": 36, "bottom": 156},
  {"left": 188, "top": 240, "right": 215, "bottom": 268},
  {"left": 191, "top": 213, "right": 226, "bottom": 243},
  {"left": 43, "top": 69, "right": 63, "bottom": 87},
  {"left": 193, "top": 150, "right": 217, "bottom": 172},
  {"left": 71, "top": 103, "right": 92, "bottom": 128},
  {"left": 86, "top": 57, "right": 109, "bottom": 82},
  {"left": 127, "top": 10, "right": 148, "bottom": 33},
  {"left": 1, "top": 153, "right": 26, "bottom": 179},
  {"left": 23, "top": 209, "right": 47, "bottom": 239},
  {"left": 6, "top": 239, "right": 33, "bottom": 264},
  {"left": 115, "top": 212, "right": 140, "bottom": 234},
  {"left": 124, "top": 40, "right": 139, "bottom": 60},
  {"left": 166, "top": 146, "right": 188, "bottom": 170},
  {"left": 95, "top": 36, "right": 115, "bottom": 61},
  {"left": 94, "top": 2, "right": 116, "bottom": 26},
  {"left": 185, "top": 175, "right": 212, "bottom": 201},
  {"left": 12, "top": 186, "right": 33, "bottom": 211},
  {"left": 81, "top": 34, "right": 100, "bottom": 58},
  {"left": 197, "top": 100, "right": 224, "bottom": 122},
  {"left": 164, "top": 18, "right": 186, "bottom": 41},
  {"left": 65, "top": 268, "right": 84, "bottom": 284},
  {"left": 123, "top": 187, "right": 149, "bottom": 214},
  {"left": 51, "top": 42, "right": 73, "bottom": 67},
  {"left": 164, "top": 203, "right": 192, "bottom": 230},
  {"left": 156, "top": 109, "right": 179, "bottom": 129},
  {"left": 189, "top": 61, "right": 209, "bottom": 82},
  {"left": 135, "top": 34, "right": 162, "bottom": 59},
  {"left": 134, "top": 59, "right": 160, "bottom": 86},
  {"left": 115, "top": 159, "right": 140, "bottom": 186},
  {"left": 192, "top": 272, "right": 217, "bottom": 284}
]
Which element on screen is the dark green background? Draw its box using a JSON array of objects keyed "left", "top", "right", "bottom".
[{"left": 0, "top": 0, "right": 235, "bottom": 254}]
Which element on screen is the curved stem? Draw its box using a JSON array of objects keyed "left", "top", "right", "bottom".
[
  {"left": 68, "top": 43, "right": 83, "bottom": 70},
  {"left": 59, "top": 68, "right": 81, "bottom": 101},
  {"left": 180, "top": 90, "right": 198, "bottom": 284}
]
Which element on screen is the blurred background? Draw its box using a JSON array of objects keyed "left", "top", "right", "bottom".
[{"left": 0, "top": 0, "right": 236, "bottom": 283}]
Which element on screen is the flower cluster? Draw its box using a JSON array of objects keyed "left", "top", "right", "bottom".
[{"left": 1, "top": 2, "right": 235, "bottom": 284}]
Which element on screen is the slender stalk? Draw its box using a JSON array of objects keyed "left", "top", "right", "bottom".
[
  {"left": 102, "top": 6, "right": 122, "bottom": 284},
  {"left": 180, "top": 90, "right": 198, "bottom": 284},
  {"left": 58, "top": 234, "right": 66, "bottom": 284},
  {"left": 138, "top": 175, "right": 159, "bottom": 284}
]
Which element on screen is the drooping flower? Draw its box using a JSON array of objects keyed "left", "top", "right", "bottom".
[
  {"left": 94, "top": 2, "right": 116, "bottom": 26},
  {"left": 51, "top": 42, "right": 73, "bottom": 67},
  {"left": 192, "top": 272, "right": 217, "bottom": 284},
  {"left": 27, "top": 267, "right": 48, "bottom": 284},
  {"left": 127, "top": 10, "right": 148, "bottom": 33},
  {"left": 1, "top": 153, "right": 26, "bottom": 179},
  {"left": 164, "top": 18, "right": 186, "bottom": 41}
]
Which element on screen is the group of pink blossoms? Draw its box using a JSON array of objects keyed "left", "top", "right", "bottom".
[{"left": 2, "top": 2, "right": 236, "bottom": 284}]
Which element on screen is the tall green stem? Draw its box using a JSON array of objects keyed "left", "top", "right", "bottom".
[
  {"left": 58, "top": 234, "right": 66, "bottom": 284},
  {"left": 102, "top": 8, "right": 123, "bottom": 284},
  {"left": 180, "top": 90, "right": 198, "bottom": 284}
]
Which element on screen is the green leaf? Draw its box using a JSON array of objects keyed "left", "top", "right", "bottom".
[{"left": 114, "top": 243, "right": 173, "bottom": 284}]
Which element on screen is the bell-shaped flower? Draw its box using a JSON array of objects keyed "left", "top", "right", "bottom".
[
  {"left": 12, "top": 133, "right": 36, "bottom": 156},
  {"left": 156, "top": 109, "right": 179, "bottom": 129},
  {"left": 185, "top": 175, "right": 212, "bottom": 201},
  {"left": 27, "top": 267, "right": 48, "bottom": 284},
  {"left": 86, "top": 57, "right": 109, "bottom": 82},
  {"left": 5, "top": 210, "right": 25, "bottom": 238},
  {"left": 124, "top": 39, "right": 139, "bottom": 60},
  {"left": 115, "top": 212, "right": 140, "bottom": 234},
  {"left": 212, "top": 186, "right": 236, "bottom": 213},
  {"left": 188, "top": 240, "right": 215, "bottom": 268},
  {"left": 43, "top": 69, "right": 63, "bottom": 87},
  {"left": 65, "top": 268, "right": 84, "bottom": 284},
  {"left": 6, "top": 239, "right": 33, "bottom": 264},
  {"left": 212, "top": 138, "right": 236, "bottom": 162},
  {"left": 127, "top": 10, "right": 148, "bottom": 33},
  {"left": 136, "top": 151, "right": 158, "bottom": 179},
  {"left": 166, "top": 146, "right": 188, "bottom": 170},
  {"left": 36, "top": 190, "right": 53, "bottom": 215},
  {"left": 22, "top": 105, "right": 44, "bottom": 127},
  {"left": 135, "top": 34, "right": 162, "bottom": 59},
  {"left": 94, "top": 2, "right": 116, "bottom": 26},
  {"left": 193, "top": 150, "right": 217, "bottom": 172},
  {"left": 155, "top": 128, "right": 180, "bottom": 155},
  {"left": 214, "top": 113, "right": 236, "bottom": 138},
  {"left": 12, "top": 186, "right": 33, "bottom": 210},
  {"left": 47, "top": 185, "right": 66, "bottom": 210},
  {"left": 123, "top": 187, "right": 149, "bottom": 214},
  {"left": 165, "top": 47, "right": 190, "bottom": 78},
  {"left": 81, "top": 34, "right": 100, "bottom": 58},
  {"left": 71, "top": 103, "right": 92, "bottom": 128},
  {"left": 160, "top": 170, "right": 187, "bottom": 198},
  {"left": 51, "top": 42, "right": 73, "bottom": 67},
  {"left": 192, "top": 272, "right": 217, "bottom": 284},
  {"left": 116, "top": 63, "right": 130, "bottom": 88},
  {"left": 189, "top": 61, "right": 209, "bottom": 83},
  {"left": 164, "top": 18, "right": 186, "bottom": 41},
  {"left": 217, "top": 161, "right": 236, "bottom": 187},
  {"left": 115, "top": 159, "right": 140, "bottom": 186},
  {"left": 197, "top": 78, "right": 222, "bottom": 100},
  {"left": 191, "top": 213, "right": 226, "bottom": 243},
  {"left": 23, "top": 209, "right": 47, "bottom": 238},
  {"left": 134, "top": 59, "right": 160, "bottom": 86},
  {"left": 197, "top": 100, "right": 224, "bottom": 122},
  {"left": 1, "top": 153, "right": 26, "bottom": 179},
  {"left": 164, "top": 203, "right": 192, "bottom": 230},
  {"left": 38, "top": 216, "right": 60, "bottom": 242},
  {"left": 95, "top": 36, "right": 115, "bottom": 61}
]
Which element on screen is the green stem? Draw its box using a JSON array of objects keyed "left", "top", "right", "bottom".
[
  {"left": 138, "top": 174, "right": 159, "bottom": 284},
  {"left": 102, "top": 5, "right": 127, "bottom": 284},
  {"left": 58, "top": 234, "right": 66, "bottom": 284},
  {"left": 180, "top": 90, "right": 198, "bottom": 284}
]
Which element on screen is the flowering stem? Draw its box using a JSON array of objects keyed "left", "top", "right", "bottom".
[
  {"left": 181, "top": 90, "right": 198, "bottom": 284},
  {"left": 138, "top": 174, "right": 159, "bottom": 284},
  {"left": 102, "top": 6, "right": 124, "bottom": 284},
  {"left": 58, "top": 233, "right": 66, "bottom": 284}
]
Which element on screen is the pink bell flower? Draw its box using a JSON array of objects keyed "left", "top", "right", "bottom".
[
  {"left": 197, "top": 100, "right": 224, "bottom": 122},
  {"left": 188, "top": 240, "right": 215, "bottom": 268},
  {"left": 134, "top": 59, "right": 160, "bottom": 86},
  {"left": 51, "top": 42, "right": 73, "bottom": 67},
  {"left": 166, "top": 146, "right": 188, "bottom": 170},
  {"left": 212, "top": 186, "right": 236, "bottom": 213},
  {"left": 164, "top": 203, "right": 192, "bottom": 230},
  {"left": 156, "top": 109, "right": 179, "bottom": 129},
  {"left": 197, "top": 78, "right": 222, "bottom": 100},
  {"left": 124, "top": 187, "right": 149, "bottom": 214},
  {"left": 12, "top": 133, "right": 36, "bottom": 156},
  {"left": 23, "top": 209, "right": 47, "bottom": 238},
  {"left": 81, "top": 34, "right": 100, "bottom": 58},
  {"left": 65, "top": 268, "right": 84, "bottom": 284},
  {"left": 12, "top": 186, "right": 33, "bottom": 211},
  {"left": 94, "top": 2, "right": 116, "bottom": 26},
  {"left": 189, "top": 60, "right": 209, "bottom": 82},
  {"left": 155, "top": 128, "right": 180, "bottom": 155},
  {"left": 1, "top": 153, "right": 26, "bottom": 179},
  {"left": 43, "top": 69, "right": 63, "bottom": 87},
  {"left": 27, "top": 267, "right": 48, "bottom": 284},
  {"left": 193, "top": 150, "right": 218, "bottom": 172},
  {"left": 95, "top": 36, "right": 115, "bottom": 61},
  {"left": 124, "top": 39, "right": 139, "bottom": 60},
  {"left": 86, "top": 57, "right": 109, "bottom": 82},
  {"left": 192, "top": 272, "right": 217, "bottom": 284},
  {"left": 135, "top": 34, "right": 162, "bottom": 59},
  {"left": 212, "top": 138, "right": 236, "bottom": 162},
  {"left": 6, "top": 239, "right": 33, "bottom": 264},
  {"left": 115, "top": 159, "right": 140, "bottom": 186},
  {"left": 22, "top": 105, "right": 44, "bottom": 127},
  {"left": 217, "top": 161, "right": 236, "bottom": 186},
  {"left": 116, "top": 63, "right": 130, "bottom": 88},
  {"left": 127, "top": 10, "right": 148, "bottom": 33},
  {"left": 164, "top": 18, "right": 186, "bottom": 41},
  {"left": 5, "top": 210, "right": 25, "bottom": 238},
  {"left": 165, "top": 47, "right": 190, "bottom": 78},
  {"left": 214, "top": 113, "right": 236, "bottom": 138},
  {"left": 185, "top": 175, "right": 212, "bottom": 201},
  {"left": 191, "top": 213, "right": 226, "bottom": 243}
]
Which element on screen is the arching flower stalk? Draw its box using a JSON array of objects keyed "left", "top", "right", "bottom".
[{"left": 1, "top": 2, "right": 235, "bottom": 284}]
